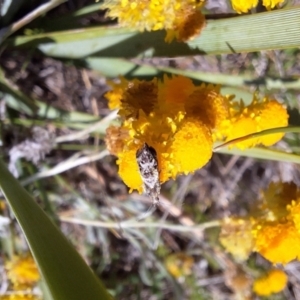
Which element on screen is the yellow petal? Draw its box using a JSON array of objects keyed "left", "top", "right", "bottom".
[
  {"left": 230, "top": 0, "right": 258, "bottom": 13},
  {"left": 254, "top": 99, "right": 288, "bottom": 146},
  {"left": 225, "top": 117, "right": 257, "bottom": 149},
  {"left": 253, "top": 220, "right": 300, "bottom": 264},
  {"left": 5, "top": 255, "right": 40, "bottom": 288},
  {"left": 170, "top": 118, "right": 213, "bottom": 175},
  {"left": 117, "top": 144, "right": 143, "bottom": 193},
  {"left": 263, "top": 0, "right": 285, "bottom": 10},
  {"left": 253, "top": 269, "right": 288, "bottom": 296}
]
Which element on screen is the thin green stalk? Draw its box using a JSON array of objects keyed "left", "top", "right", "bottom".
[{"left": 59, "top": 216, "right": 221, "bottom": 232}]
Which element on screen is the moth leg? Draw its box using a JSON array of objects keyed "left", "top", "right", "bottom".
[{"left": 137, "top": 196, "right": 159, "bottom": 221}]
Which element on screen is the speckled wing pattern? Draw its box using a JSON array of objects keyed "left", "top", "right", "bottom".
[{"left": 136, "top": 143, "right": 161, "bottom": 219}]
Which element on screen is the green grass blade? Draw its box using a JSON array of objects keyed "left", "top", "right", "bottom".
[
  {"left": 0, "top": 159, "right": 112, "bottom": 300},
  {"left": 214, "top": 126, "right": 300, "bottom": 163},
  {"left": 82, "top": 57, "right": 300, "bottom": 95},
  {"left": 6, "top": 7, "right": 300, "bottom": 58},
  {"left": 3, "top": 86, "right": 101, "bottom": 124},
  {"left": 0, "top": 0, "right": 66, "bottom": 44},
  {"left": 1, "top": 0, "right": 24, "bottom": 26},
  {"left": 216, "top": 147, "right": 300, "bottom": 164},
  {"left": 214, "top": 126, "right": 300, "bottom": 151},
  {"left": 0, "top": 67, "right": 38, "bottom": 114},
  {"left": 189, "top": 6, "right": 300, "bottom": 54},
  {"left": 157, "top": 66, "right": 300, "bottom": 90}
]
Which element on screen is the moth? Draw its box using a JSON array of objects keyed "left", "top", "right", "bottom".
[{"left": 136, "top": 143, "right": 161, "bottom": 219}]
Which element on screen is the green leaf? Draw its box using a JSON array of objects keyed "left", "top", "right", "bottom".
[
  {"left": 6, "top": 6, "right": 300, "bottom": 57},
  {"left": 85, "top": 57, "right": 159, "bottom": 77},
  {"left": 156, "top": 66, "right": 300, "bottom": 90},
  {"left": 189, "top": 6, "right": 300, "bottom": 55},
  {"left": 0, "top": 159, "right": 112, "bottom": 300}
]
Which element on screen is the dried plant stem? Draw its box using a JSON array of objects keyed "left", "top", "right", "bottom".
[
  {"left": 55, "top": 110, "right": 118, "bottom": 143},
  {"left": 21, "top": 150, "right": 109, "bottom": 186},
  {"left": 59, "top": 216, "right": 221, "bottom": 232},
  {"left": 0, "top": 0, "right": 66, "bottom": 43}
]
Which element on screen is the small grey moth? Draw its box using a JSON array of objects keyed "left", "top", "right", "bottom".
[{"left": 136, "top": 143, "right": 161, "bottom": 219}]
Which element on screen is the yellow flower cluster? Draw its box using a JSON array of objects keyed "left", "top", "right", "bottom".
[
  {"left": 102, "top": 0, "right": 206, "bottom": 42},
  {"left": 220, "top": 182, "right": 300, "bottom": 265},
  {"left": 253, "top": 269, "right": 287, "bottom": 296},
  {"left": 230, "top": 0, "right": 284, "bottom": 13},
  {"left": 105, "top": 76, "right": 288, "bottom": 193},
  {"left": 105, "top": 75, "right": 229, "bottom": 192},
  {"left": 3, "top": 254, "right": 41, "bottom": 300}
]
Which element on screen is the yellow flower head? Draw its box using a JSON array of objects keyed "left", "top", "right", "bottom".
[
  {"left": 230, "top": 0, "right": 258, "bottom": 13},
  {"left": 219, "top": 217, "right": 254, "bottom": 261},
  {"left": 105, "top": 126, "right": 129, "bottom": 156},
  {"left": 105, "top": 75, "right": 224, "bottom": 192},
  {"left": 222, "top": 96, "right": 288, "bottom": 149},
  {"left": 222, "top": 182, "right": 300, "bottom": 267},
  {"left": 253, "top": 269, "right": 288, "bottom": 296},
  {"left": 105, "top": 89, "right": 122, "bottom": 110},
  {"left": 120, "top": 78, "right": 158, "bottom": 117},
  {"left": 165, "top": 253, "right": 194, "bottom": 278},
  {"left": 103, "top": 0, "right": 206, "bottom": 41},
  {"left": 112, "top": 111, "right": 177, "bottom": 191},
  {"left": 252, "top": 97, "right": 289, "bottom": 146},
  {"left": 105, "top": 77, "right": 128, "bottom": 110},
  {"left": 263, "top": 0, "right": 285, "bottom": 10},
  {"left": 230, "top": 0, "right": 283, "bottom": 13},
  {"left": 185, "top": 84, "right": 230, "bottom": 130},
  {"left": 170, "top": 118, "right": 213, "bottom": 176},
  {"left": 5, "top": 255, "right": 40, "bottom": 288},
  {"left": 158, "top": 74, "right": 195, "bottom": 110},
  {"left": 253, "top": 220, "right": 300, "bottom": 264},
  {"left": 224, "top": 117, "right": 257, "bottom": 149},
  {"left": 165, "top": 8, "right": 206, "bottom": 42}
]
